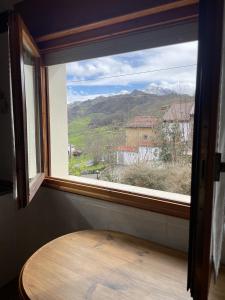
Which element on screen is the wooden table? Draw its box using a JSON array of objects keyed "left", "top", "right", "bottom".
[{"left": 19, "top": 230, "right": 225, "bottom": 300}]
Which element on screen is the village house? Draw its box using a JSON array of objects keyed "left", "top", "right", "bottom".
[
  {"left": 116, "top": 116, "right": 160, "bottom": 165},
  {"left": 125, "top": 116, "right": 159, "bottom": 147},
  {"left": 163, "top": 101, "right": 195, "bottom": 142},
  {"left": 117, "top": 104, "right": 195, "bottom": 165}
]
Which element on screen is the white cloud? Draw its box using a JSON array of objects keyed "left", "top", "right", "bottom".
[
  {"left": 146, "top": 81, "right": 196, "bottom": 96},
  {"left": 67, "top": 41, "right": 198, "bottom": 100},
  {"left": 67, "top": 90, "right": 130, "bottom": 103},
  {"left": 67, "top": 56, "right": 133, "bottom": 80}
]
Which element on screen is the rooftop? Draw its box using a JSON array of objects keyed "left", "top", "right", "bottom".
[
  {"left": 139, "top": 140, "right": 159, "bottom": 147},
  {"left": 163, "top": 102, "right": 194, "bottom": 122},
  {"left": 117, "top": 146, "right": 138, "bottom": 152},
  {"left": 126, "top": 116, "right": 158, "bottom": 128}
]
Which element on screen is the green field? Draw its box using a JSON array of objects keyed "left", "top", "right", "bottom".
[
  {"left": 68, "top": 116, "right": 121, "bottom": 176},
  {"left": 69, "top": 155, "right": 105, "bottom": 176},
  {"left": 68, "top": 116, "right": 113, "bottom": 148},
  {"left": 68, "top": 116, "right": 91, "bottom": 148}
]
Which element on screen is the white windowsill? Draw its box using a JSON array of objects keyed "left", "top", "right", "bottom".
[{"left": 65, "top": 175, "right": 190, "bottom": 205}]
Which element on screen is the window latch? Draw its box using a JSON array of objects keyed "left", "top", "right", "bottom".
[{"left": 214, "top": 152, "right": 225, "bottom": 181}]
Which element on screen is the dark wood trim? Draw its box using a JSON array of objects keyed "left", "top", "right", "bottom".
[
  {"left": 9, "top": 12, "right": 46, "bottom": 207},
  {"left": 29, "top": 173, "right": 45, "bottom": 201},
  {"left": 9, "top": 13, "right": 30, "bottom": 208},
  {"left": 188, "top": 0, "right": 224, "bottom": 299},
  {"left": 40, "top": 15, "right": 198, "bottom": 55},
  {"left": 22, "top": 24, "right": 40, "bottom": 58},
  {"left": 43, "top": 177, "right": 190, "bottom": 219},
  {"left": 36, "top": 0, "right": 198, "bottom": 43}
]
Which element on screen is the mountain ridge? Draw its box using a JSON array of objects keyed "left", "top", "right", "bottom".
[{"left": 68, "top": 90, "right": 194, "bottom": 128}]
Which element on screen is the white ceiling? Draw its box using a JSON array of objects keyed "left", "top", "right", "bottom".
[{"left": 0, "top": 0, "right": 23, "bottom": 12}]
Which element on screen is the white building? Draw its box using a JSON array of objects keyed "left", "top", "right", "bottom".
[
  {"left": 116, "top": 145, "right": 160, "bottom": 166},
  {"left": 163, "top": 101, "right": 194, "bottom": 142}
]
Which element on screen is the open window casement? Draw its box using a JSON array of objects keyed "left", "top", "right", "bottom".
[
  {"left": 188, "top": 0, "right": 225, "bottom": 299},
  {"left": 9, "top": 13, "right": 47, "bottom": 208}
]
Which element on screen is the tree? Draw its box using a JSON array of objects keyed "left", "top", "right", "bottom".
[
  {"left": 84, "top": 127, "right": 125, "bottom": 166},
  {"left": 84, "top": 133, "right": 106, "bottom": 165}
]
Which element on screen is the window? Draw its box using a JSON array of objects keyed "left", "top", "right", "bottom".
[
  {"left": 9, "top": 14, "right": 45, "bottom": 207},
  {"left": 47, "top": 41, "right": 197, "bottom": 216},
  {"left": 9, "top": 1, "right": 198, "bottom": 217}
]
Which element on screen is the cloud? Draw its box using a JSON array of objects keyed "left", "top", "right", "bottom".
[
  {"left": 146, "top": 81, "right": 196, "bottom": 95},
  {"left": 67, "top": 41, "right": 198, "bottom": 101},
  {"left": 67, "top": 89, "right": 130, "bottom": 103},
  {"left": 67, "top": 56, "right": 133, "bottom": 80}
]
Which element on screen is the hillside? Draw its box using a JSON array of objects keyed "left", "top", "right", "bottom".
[
  {"left": 68, "top": 89, "right": 194, "bottom": 150},
  {"left": 68, "top": 90, "right": 194, "bottom": 128},
  {"left": 67, "top": 90, "right": 194, "bottom": 182}
]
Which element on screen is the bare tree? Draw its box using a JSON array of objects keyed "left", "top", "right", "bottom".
[
  {"left": 84, "top": 127, "right": 125, "bottom": 167},
  {"left": 84, "top": 134, "right": 106, "bottom": 165}
]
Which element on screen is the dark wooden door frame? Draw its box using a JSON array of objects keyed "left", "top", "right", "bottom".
[
  {"left": 9, "top": 12, "right": 30, "bottom": 208},
  {"left": 188, "top": 0, "right": 224, "bottom": 299}
]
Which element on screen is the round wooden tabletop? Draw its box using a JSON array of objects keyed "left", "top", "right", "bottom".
[{"left": 19, "top": 230, "right": 190, "bottom": 300}]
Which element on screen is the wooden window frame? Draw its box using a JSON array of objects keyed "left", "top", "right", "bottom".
[
  {"left": 10, "top": 2, "right": 197, "bottom": 217},
  {"left": 44, "top": 177, "right": 190, "bottom": 219},
  {"left": 41, "top": 10, "right": 197, "bottom": 220},
  {"left": 35, "top": 0, "right": 198, "bottom": 54},
  {"left": 9, "top": 13, "right": 48, "bottom": 208}
]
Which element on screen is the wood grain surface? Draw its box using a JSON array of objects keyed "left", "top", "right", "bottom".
[{"left": 19, "top": 230, "right": 225, "bottom": 300}]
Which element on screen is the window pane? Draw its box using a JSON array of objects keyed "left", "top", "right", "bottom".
[
  {"left": 49, "top": 41, "right": 198, "bottom": 199},
  {"left": 23, "top": 48, "right": 42, "bottom": 182}
]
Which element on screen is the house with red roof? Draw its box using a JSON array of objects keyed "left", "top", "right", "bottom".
[
  {"left": 125, "top": 116, "right": 159, "bottom": 148},
  {"left": 116, "top": 116, "right": 160, "bottom": 165}
]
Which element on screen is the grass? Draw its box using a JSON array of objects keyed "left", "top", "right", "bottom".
[
  {"left": 68, "top": 115, "right": 124, "bottom": 176},
  {"left": 68, "top": 116, "right": 113, "bottom": 150},
  {"left": 68, "top": 116, "right": 91, "bottom": 148},
  {"left": 69, "top": 154, "right": 105, "bottom": 176}
]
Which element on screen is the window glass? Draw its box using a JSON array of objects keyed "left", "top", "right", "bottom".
[
  {"left": 23, "top": 47, "right": 42, "bottom": 182},
  {"left": 49, "top": 41, "right": 198, "bottom": 197}
]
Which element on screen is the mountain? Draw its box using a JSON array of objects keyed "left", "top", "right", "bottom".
[
  {"left": 145, "top": 86, "right": 176, "bottom": 96},
  {"left": 68, "top": 90, "right": 194, "bottom": 128}
]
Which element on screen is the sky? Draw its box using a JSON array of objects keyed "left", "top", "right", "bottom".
[{"left": 66, "top": 41, "right": 198, "bottom": 103}]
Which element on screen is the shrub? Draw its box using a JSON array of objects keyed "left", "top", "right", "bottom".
[{"left": 121, "top": 163, "right": 191, "bottom": 195}]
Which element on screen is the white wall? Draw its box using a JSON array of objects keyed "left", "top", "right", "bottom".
[
  {"left": 27, "top": 188, "right": 225, "bottom": 266},
  {"left": 0, "top": 189, "right": 83, "bottom": 287},
  {"left": 48, "top": 64, "right": 68, "bottom": 177},
  {"left": 0, "top": 186, "right": 190, "bottom": 287},
  {"left": 1, "top": 186, "right": 225, "bottom": 289},
  {"left": 38, "top": 187, "right": 190, "bottom": 252}
]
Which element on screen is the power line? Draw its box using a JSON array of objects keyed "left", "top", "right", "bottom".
[{"left": 70, "top": 64, "right": 197, "bottom": 84}]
